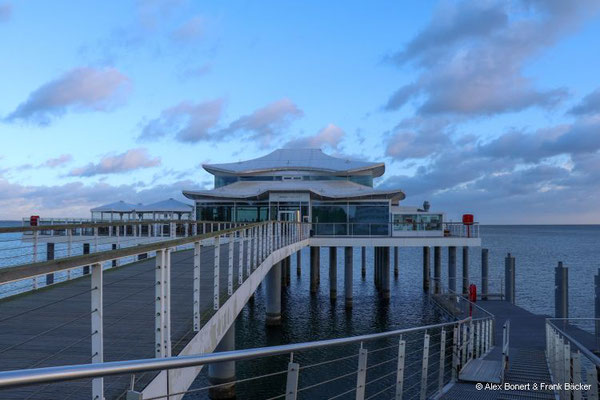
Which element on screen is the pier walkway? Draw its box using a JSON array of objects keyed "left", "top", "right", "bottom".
[{"left": 441, "top": 300, "right": 555, "bottom": 400}]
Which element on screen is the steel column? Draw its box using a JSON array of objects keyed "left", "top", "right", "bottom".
[
  {"left": 266, "top": 262, "right": 282, "bottom": 326},
  {"left": 434, "top": 247, "right": 441, "bottom": 294},
  {"left": 91, "top": 262, "right": 103, "bottom": 400},
  {"left": 423, "top": 246, "right": 430, "bottom": 292},
  {"left": 310, "top": 247, "right": 319, "bottom": 294},
  {"left": 462, "top": 246, "right": 469, "bottom": 295},
  {"left": 345, "top": 247, "right": 353, "bottom": 309},
  {"left": 329, "top": 247, "right": 337, "bottom": 300},
  {"left": 448, "top": 246, "right": 457, "bottom": 293}
]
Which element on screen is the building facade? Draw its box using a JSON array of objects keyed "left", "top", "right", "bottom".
[{"left": 183, "top": 149, "right": 445, "bottom": 236}]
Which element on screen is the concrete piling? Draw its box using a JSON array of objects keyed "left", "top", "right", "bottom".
[
  {"left": 208, "top": 322, "right": 236, "bottom": 399},
  {"left": 46, "top": 243, "right": 54, "bottom": 285},
  {"left": 361, "top": 247, "right": 366, "bottom": 279},
  {"left": 296, "top": 250, "right": 301, "bottom": 276},
  {"left": 285, "top": 256, "right": 291, "bottom": 286},
  {"left": 462, "top": 247, "right": 469, "bottom": 295},
  {"left": 434, "top": 247, "right": 441, "bottom": 294},
  {"left": 555, "top": 261, "right": 569, "bottom": 319},
  {"left": 448, "top": 246, "right": 457, "bottom": 293},
  {"left": 422, "top": 246, "right": 430, "bottom": 292},
  {"left": 265, "top": 262, "right": 282, "bottom": 326},
  {"left": 310, "top": 247, "right": 319, "bottom": 294},
  {"left": 481, "top": 248, "right": 489, "bottom": 300},
  {"left": 329, "top": 247, "right": 337, "bottom": 300},
  {"left": 504, "top": 253, "right": 516, "bottom": 304},
  {"left": 394, "top": 247, "right": 399, "bottom": 278},
  {"left": 381, "top": 247, "right": 390, "bottom": 301},
  {"left": 344, "top": 247, "right": 353, "bottom": 309}
]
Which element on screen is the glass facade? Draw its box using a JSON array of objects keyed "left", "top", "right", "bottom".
[
  {"left": 392, "top": 214, "right": 442, "bottom": 231},
  {"left": 312, "top": 201, "right": 389, "bottom": 236},
  {"left": 214, "top": 174, "right": 374, "bottom": 188}
]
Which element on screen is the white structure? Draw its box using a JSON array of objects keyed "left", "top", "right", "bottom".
[{"left": 90, "top": 198, "right": 193, "bottom": 221}]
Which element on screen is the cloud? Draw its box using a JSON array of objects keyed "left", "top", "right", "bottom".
[
  {"left": 5, "top": 67, "right": 131, "bottom": 125},
  {"left": 569, "top": 88, "right": 600, "bottom": 116},
  {"left": 180, "top": 63, "right": 212, "bottom": 80},
  {"left": 69, "top": 148, "right": 160, "bottom": 177},
  {"left": 139, "top": 99, "right": 224, "bottom": 142},
  {"left": 220, "top": 98, "right": 303, "bottom": 147},
  {"left": 0, "top": 2, "right": 11, "bottom": 22},
  {"left": 384, "top": 0, "right": 599, "bottom": 116},
  {"left": 0, "top": 177, "right": 201, "bottom": 219},
  {"left": 386, "top": 117, "right": 452, "bottom": 159},
  {"left": 42, "top": 154, "right": 73, "bottom": 168},
  {"left": 171, "top": 15, "right": 204, "bottom": 42},
  {"left": 285, "top": 124, "right": 345, "bottom": 150}
]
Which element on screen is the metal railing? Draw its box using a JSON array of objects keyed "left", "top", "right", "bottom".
[
  {"left": 546, "top": 318, "right": 600, "bottom": 400},
  {"left": 0, "top": 220, "right": 310, "bottom": 400},
  {"left": 0, "top": 317, "right": 488, "bottom": 400},
  {"left": 311, "top": 222, "right": 480, "bottom": 238}
]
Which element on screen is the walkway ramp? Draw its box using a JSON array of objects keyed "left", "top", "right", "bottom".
[{"left": 458, "top": 347, "right": 503, "bottom": 383}]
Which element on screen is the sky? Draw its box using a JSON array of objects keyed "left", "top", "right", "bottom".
[{"left": 1, "top": 0, "right": 600, "bottom": 223}]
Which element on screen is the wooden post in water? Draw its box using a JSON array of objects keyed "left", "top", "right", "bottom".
[
  {"left": 361, "top": 246, "right": 366, "bottom": 279},
  {"left": 555, "top": 261, "right": 569, "bottom": 319},
  {"left": 423, "top": 246, "right": 430, "bottom": 292},
  {"left": 83, "top": 243, "right": 90, "bottom": 275},
  {"left": 462, "top": 247, "right": 469, "bottom": 295},
  {"left": 329, "top": 247, "right": 337, "bottom": 300},
  {"left": 45, "top": 243, "right": 55, "bottom": 285},
  {"left": 504, "top": 253, "right": 515, "bottom": 304},
  {"left": 448, "top": 247, "right": 457, "bottom": 293},
  {"left": 481, "top": 248, "right": 489, "bottom": 300},
  {"left": 394, "top": 247, "right": 399, "bottom": 278},
  {"left": 434, "top": 247, "right": 441, "bottom": 294},
  {"left": 310, "top": 247, "right": 319, "bottom": 294}
]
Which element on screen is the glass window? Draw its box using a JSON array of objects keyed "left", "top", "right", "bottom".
[{"left": 392, "top": 214, "right": 442, "bottom": 231}]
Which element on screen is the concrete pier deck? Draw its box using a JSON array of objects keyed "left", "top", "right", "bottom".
[{"left": 0, "top": 242, "right": 243, "bottom": 400}]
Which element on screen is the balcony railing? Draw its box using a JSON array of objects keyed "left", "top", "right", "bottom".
[{"left": 311, "top": 222, "right": 479, "bottom": 238}]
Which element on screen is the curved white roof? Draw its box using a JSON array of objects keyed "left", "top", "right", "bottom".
[
  {"left": 137, "top": 198, "right": 193, "bottom": 212},
  {"left": 203, "top": 148, "right": 385, "bottom": 177},
  {"left": 183, "top": 180, "right": 404, "bottom": 202},
  {"left": 90, "top": 201, "right": 138, "bottom": 213}
]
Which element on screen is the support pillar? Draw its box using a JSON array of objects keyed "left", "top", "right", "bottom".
[
  {"left": 374, "top": 249, "right": 380, "bottom": 290},
  {"left": 381, "top": 247, "right": 390, "bottom": 301},
  {"left": 112, "top": 243, "right": 117, "bottom": 267},
  {"left": 281, "top": 257, "right": 288, "bottom": 287},
  {"left": 555, "top": 261, "right": 569, "bottom": 319},
  {"left": 462, "top": 247, "right": 469, "bottom": 295},
  {"left": 448, "top": 247, "right": 457, "bottom": 293},
  {"left": 208, "top": 322, "right": 236, "bottom": 399},
  {"left": 310, "top": 247, "right": 319, "bottom": 294},
  {"left": 285, "top": 256, "right": 291, "bottom": 286},
  {"left": 266, "top": 262, "right": 282, "bottom": 326},
  {"left": 361, "top": 247, "right": 366, "bottom": 279},
  {"left": 481, "top": 249, "right": 489, "bottom": 300},
  {"left": 83, "top": 243, "right": 90, "bottom": 275},
  {"left": 46, "top": 243, "right": 55, "bottom": 285},
  {"left": 394, "top": 247, "right": 399, "bottom": 278},
  {"left": 91, "top": 262, "right": 103, "bottom": 400},
  {"left": 434, "top": 247, "right": 441, "bottom": 294},
  {"left": 329, "top": 247, "right": 337, "bottom": 300},
  {"left": 505, "top": 253, "right": 515, "bottom": 304},
  {"left": 422, "top": 246, "right": 430, "bottom": 292},
  {"left": 344, "top": 247, "right": 353, "bottom": 309},
  {"left": 296, "top": 250, "right": 301, "bottom": 276}
]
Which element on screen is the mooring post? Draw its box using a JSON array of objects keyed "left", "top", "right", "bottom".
[
  {"left": 285, "top": 256, "right": 291, "bottom": 286},
  {"left": 208, "top": 322, "right": 236, "bottom": 399},
  {"left": 462, "top": 247, "right": 469, "bottom": 295},
  {"left": 361, "top": 246, "right": 366, "bottom": 279},
  {"left": 434, "top": 247, "right": 441, "bottom": 294},
  {"left": 448, "top": 247, "right": 457, "bottom": 293},
  {"left": 423, "top": 246, "right": 430, "bottom": 292},
  {"left": 310, "top": 247, "right": 319, "bottom": 294},
  {"left": 394, "top": 247, "right": 399, "bottom": 278},
  {"left": 83, "top": 243, "right": 90, "bottom": 275},
  {"left": 281, "top": 255, "right": 288, "bottom": 287},
  {"left": 382, "top": 247, "right": 390, "bottom": 301},
  {"left": 296, "top": 249, "right": 302, "bottom": 276},
  {"left": 344, "top": 247, "right": 353, "bottom": 309},
  {"left": 329, "top": 247, "right": 337, "bottom": 300},
  {"left": 595, "top": 269, "right": 600, "bottom": 352},
  {"left": 374, "top": 247, "right": 380, "bottom": 290},
  {"left": 555, "top": 261, "right": 569, "bottom": 319},
  {"left": 504, "top": 253, "right": 515, "bottom": 304},
  {"left": 112, "top": 243, "right": 117, "bottom": 267},
  {"left": 46, "top": 242, "right": 55, "bottom": 285},
  {"left": 481, "top": 249, "right": 489, "bottom": 300},
  {"left": 266, "top": 262, "right": 282, "bottom": 326}
]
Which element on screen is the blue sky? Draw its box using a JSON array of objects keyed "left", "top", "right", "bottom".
[{"left": 1, "top": 0, "right": 600, "bottom": 223}]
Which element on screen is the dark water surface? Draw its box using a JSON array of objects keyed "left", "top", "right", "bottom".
[{"left": 185, "top": 225, "right": 600, "bottom": 399}]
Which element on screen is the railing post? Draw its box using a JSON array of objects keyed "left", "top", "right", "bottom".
[
  {"left": 214, "top": 235, "right": 221, "bottom": 310},
  {"left": 163, "top": 248, "right": 172, "bottom": 357},
  {"left": 228, "top": 233, "right": 234, "bottom": 295},
  {"left": 246, "top": 228, "right": 251, "bottom": 277},
  {"left": 462, "top": 324, "right": 467, "bottom": 366},
  {"left": 91, "top": 262, "right": 103, "bottom": 400},
  {"left": 253, "top": 226, "right": 258, "bottom": 271},
  {"left": 238, "top": 229, "right": 244, "bottom": 285},
  {"left": 563, "top": 342, "right": 571, "bottom": 399},
  {"left": 452, "top": 325, "right": 459, "bottom": 381},
  {"left": 469, "top": 319, "right": 474, "bottom": 360},
  {"left": 573, "top": 351, "right": 582, "bottom": 400},
  {"left": 587, "top": 367, "right": 598, "bottom": 400},
  {"left": 285, "top": 356, "right": 299, "bottom": 400},
  {"left": 193, "top": 241, "right": 201, "bottom": 332},
  {"left": 155, "top": 249, "right": 166, "bottom": 358},
  {"left": 420, "top": 332, "right": 430, "bottom": 400},
  {"left": 395, "top": 337, "right": 406, "bottom": 399},
  {"left": 438, "top": 329, "right": 446, "bottom": 393},
  {"left": 355, "top": 346, "right": 368, "bottom": 400}
]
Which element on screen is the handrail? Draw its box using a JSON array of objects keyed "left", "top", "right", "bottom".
[
  {"left": 0, "top": 317, "right": 470, "bottom": 388},
  {"left": 0, "top": 221, "right": 307, "bottom": 285},
  {"left": 1, "top": 219, "right": 226, "bottom": 234},
  {"left": 546, "top": 318, "right": 600, "bottom": 366}
]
